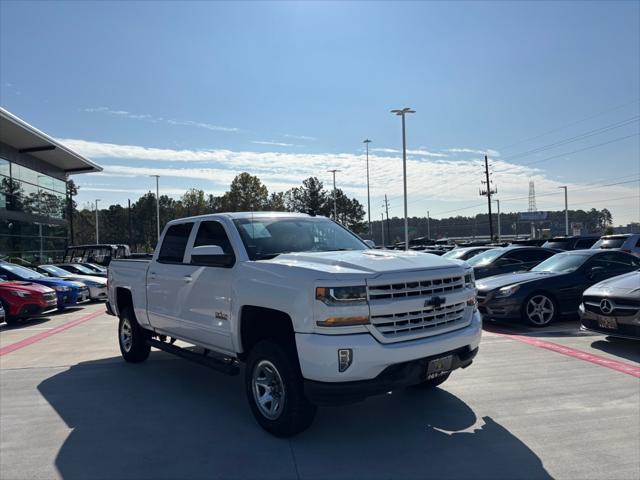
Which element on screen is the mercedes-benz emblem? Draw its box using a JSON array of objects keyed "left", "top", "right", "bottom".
[{"left": 600, "top": 299, "right": 614, "bottom": 315}]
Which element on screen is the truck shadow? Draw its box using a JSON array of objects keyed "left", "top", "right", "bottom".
[{"left": 38, "top": 355, "right": 551, "bottom": 480}]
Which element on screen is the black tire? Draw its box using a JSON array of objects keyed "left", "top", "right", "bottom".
[
  {"left": 118, "top": 307, "right": 151, "bottom": 363},
  {"left": 245, "top": 339, "right": 316, "bottom": 437},
  {"left": 1, "top": 300, "right": 19, "bottom": 326},
  {"left": 411, "top": 372, "right": 451, "bottom": 389},
  {"left": 521, "top": 292, "right": 558, "bottom": 327}
]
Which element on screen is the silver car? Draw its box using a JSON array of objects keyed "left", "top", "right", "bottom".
[
  {"left": 591, "top": 234, "right": 640, "bottom": 257},
  {"left": 579, "top": 271, "right": 640, "bottom": 340}
]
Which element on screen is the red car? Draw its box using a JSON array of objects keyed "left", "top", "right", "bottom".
[{"left": 0, "top": 279, "right": 58, "bottom": 325}]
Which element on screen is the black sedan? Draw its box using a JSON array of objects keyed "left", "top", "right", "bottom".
[
  {"left": 442, "top": 246, "right": 495, "bottom": 261},
  {"left": 476, "top": 250, "right": 640, "bottom": 327},
  {"left": 466, "top": 246, "right": 558, "bottom": 279}
]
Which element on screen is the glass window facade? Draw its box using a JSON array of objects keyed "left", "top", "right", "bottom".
[{"left": 0, "top": 158, "right": 69, "bottom": 263}]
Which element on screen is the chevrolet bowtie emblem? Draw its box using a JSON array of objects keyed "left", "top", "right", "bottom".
[{"left": 425, "top": 296, "right": 446, "bottom": 309}]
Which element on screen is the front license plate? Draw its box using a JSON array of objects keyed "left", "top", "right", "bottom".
[
  {"left": 597, "top": 316, "right": 618, "bottom": 330},
  {"left": 426, "top": 355, "right": 453, "bottom": 379}
]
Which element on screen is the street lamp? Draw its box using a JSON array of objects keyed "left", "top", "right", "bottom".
[
  {"left": 391, "top": 107, "right": 415, "bottom": 250},
  {"left": 95, "top": 199, "right": 101, "bottom": 243},
  {"left": 363, "top": 139, "right": 372, "bottom": 236},
  {"left": 328, "top": 169, "right": 340, "bottom": 221},
  {"left": 558, "top": 186, "right": 568, "bottom": 235},
  {"left": 151, "top": 175, "right": 160, "bottom": 242}
]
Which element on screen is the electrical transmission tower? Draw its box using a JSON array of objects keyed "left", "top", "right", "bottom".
[
  {"left": 479, "top": 155, "right": 497, "bottom": 241},
  {"left": 528, "top": 180, "right": 537, "bottom": 238},
  {"left": 382, "top": 194, "right": 391, "bottom": 246}
]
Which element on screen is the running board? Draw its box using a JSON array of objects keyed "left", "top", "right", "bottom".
[{"left": 146, "top": 338, "right": 240, "bottom": 376}]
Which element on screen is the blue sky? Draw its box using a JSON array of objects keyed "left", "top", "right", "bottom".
[{"left": 1, "top": 1, "right": 639, "bottom": 225}]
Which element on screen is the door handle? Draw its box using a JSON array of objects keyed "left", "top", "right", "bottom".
[
  {"left": 149, "top": 271, "right": 157, "bottom": 279},
  {"left": 183, "top": 276, "right": 193, "bottom": 283}
]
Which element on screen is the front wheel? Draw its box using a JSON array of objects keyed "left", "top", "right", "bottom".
[
  {"left": 245, "top": 340, "right": 316, "bottom": 437},
  {"left": 118, "top": 307, "right": 150, "bottom": 362},
  {"left": 522, "top": 293, "right": 557, "bottom": 327}
]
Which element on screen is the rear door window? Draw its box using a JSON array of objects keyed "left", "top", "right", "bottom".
[{"left": 157, "top": 223, "right": 194, "bottom": 263}]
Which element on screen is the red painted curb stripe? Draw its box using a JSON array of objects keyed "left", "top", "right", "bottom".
[
  {"left": 495, "top": 331, "right": 640, "bottom": 378},
  {"left": 0, "top": 310, "right": 104, "bottom": 356}
]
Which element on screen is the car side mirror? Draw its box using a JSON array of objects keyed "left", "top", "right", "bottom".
[
  {"left": 587, "top": 266, "right": 605, "bottom": 279},
  {"left": 190, "top": 245, "right": 235, "bottom": 268}
]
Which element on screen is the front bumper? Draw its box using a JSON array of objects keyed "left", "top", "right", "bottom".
[
  {"left": 57, "top": 289, "right": 90, "bottom": 308},
  {"left": 87, "top": 285, "right": 108, "bottom": 300},
  {"left": 579, "top": 306, "right": 640, "bottom": 340},
  {"left": 296, "top": 309, "right": 482, "bottom": 384},
  {"left": 305, "top": 346, "right": 478, "bottom": 405},
  {"left": 477, "top": 291, "right": 524, "bottom": 320}
]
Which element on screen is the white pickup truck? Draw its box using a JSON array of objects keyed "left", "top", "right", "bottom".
[{"left": 108, "top": 212, "right": 481, "bottom": 437}]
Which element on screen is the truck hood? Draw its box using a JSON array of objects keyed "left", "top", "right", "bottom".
[
  {"left": 585, "top": 271, "right": 640, "bottom": 296},
  {"left": 262, "top": 249, "right": 464, "bottom": 275}
]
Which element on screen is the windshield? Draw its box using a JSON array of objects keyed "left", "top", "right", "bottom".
[
  {"left": 592, "top": 237, "right": 627, "bottom": 249},
  {"left": 68, "top": 264, "right": 95, "bottom": 274},
  {"left": 84, "top": 263, "right": 106, "bottom": 272},
  {"left": 466, "top": 248, "right": 504, "bottom": 266},
  {"left": 233, "top": 217, "right": 367, "bottom": 260},
  {"left": 442, "top": 249, "right": 469, "bottom": 259},
  {"left": 0, "top": 264, "right": 45, "bottom": 279},
  {"left": 532, "top": 253, "right": 587, "bottom": 273},
  {"left": 42, "top": 265, "right": 71, "bottom": 277},
  {"left": 543, "top": 240, "right": 570, "bottom": 249}
]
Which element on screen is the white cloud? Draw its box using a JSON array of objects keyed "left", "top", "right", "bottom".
[
  {"left": 251, "top": 140, "right": 298, "bottom": 147},
  {"left": 66, "top": 138, "right": 639, "bottom": 224},
  {"left": 445, "top": 148, "right": 501, "bottom": 157},
  {"left": 283, "top": 134, "right": 317, "bottom": 141},
  {"left": 371, "top": 147, "right": 448, "bottom": 158},
  {"left": 82, "top": 107, "right": 239, "bottom": 132}
]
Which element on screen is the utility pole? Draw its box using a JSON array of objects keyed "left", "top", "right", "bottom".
[
  {"left": 381, "top": 213, "right": 385, "bottom": 247},
  {"left": 328, "top": 169, "right": 340, "bottom": 221},
  {"left": 391, "top": 107, "right": 415, "bottom": 250},
  {"left": 427, "top": 210, "right": 431, "bottom": 240},
  {"left": 383, "top": 194, "right": 391, "bottom": 246},
  {"left": 151, "top": 175, "right": 160, "bottom": 242},
  {"left": 479, "top": 155, "right": 497, "bottom": 241},
  {"left": 493, "top": 199, "right": 501, "bottom": 243},
  {"left": 128, "top": 198, "right": 132, "bottom": 246},
  {"left": 363, "top": 139, "right": 372, "bottom": 237},
  {"left": 559, "top": 186, "right": 569, "bottom": 235},
  {"left": 95, "top": 199, "right": 101, "bottom": 244}
]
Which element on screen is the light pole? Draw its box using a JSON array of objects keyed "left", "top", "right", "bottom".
[
  {"left": 95, "top": 199, "right": 101, "bottom": 243},
  {"left": 493, "top": 199, "right": 501, "bottom": 243},
  {"left": 381, "top": 212, "right": 385, "bottom": 247},
  {"left": 363, "top": 139, "right": 372, "bottom": 236},
  {"left": 559, "top": 186, "right": 568, "bottom": 235},
  {"left": 328, "top": 169, "right": 340, "bottom": 221},
  {"left": 151, "top": 175, "right": 160, "bottom": 242},
  {"left": 391, "top": 107, "right": 415, "bottom": 250}
]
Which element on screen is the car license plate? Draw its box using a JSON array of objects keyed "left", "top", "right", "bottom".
[
  {"left": 597, "top": 316, "right": 618, "bottom": 330},
  {"left": 426, "top": 355, "right": 453, "bottom": 379}
]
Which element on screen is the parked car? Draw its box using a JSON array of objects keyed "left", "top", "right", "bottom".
[
  {"left": 79, "top": 262, "right": 107, "bottom": 274},
  {"left": 476, "top": 250, "right": 640, "bottom": 327},
  {"left": 466, "top": 246, "right": 559, "bottom": 279},
  {"left": 509, "top": 239, "right": 547, "bottom": 247},
  {"left": 542, "top": 235, "right": 600, "bottom": 251},
  {"left": 591, "top": 234, "right": 640, "bottom": 257},
  {"left": 0, "top": 262, "right": 90, "bottom": 310},
  {"left": 36, "top": 265, "right": 108, "bottom": 301},
  {"left": 108, "top": 212, "right": 481, "bottom": 437},
  {"left": 442, "top": 246, "right": 495, "bottom": 261},
  {"left": 55, "top": 263, "right": 107, "bottom": 278},
  {"left": 0, "top": 279, "right": 58, "bottom": 325},
  {"left": 579, "top": 271, "right": 640, "bottom": 340}
]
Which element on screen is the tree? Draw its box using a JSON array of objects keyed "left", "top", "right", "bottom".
[
  {"left": 266, "top": 192, "right": 286, "bottom": 211},
  {"left": 176, "top": 188, "right": 208, "bottom": 217},
  {"left": 285, "top": 177, "right": 329, "bottom": 215},
  {"left": 220, "top": 173, "right": 268, "bottom": 211}
]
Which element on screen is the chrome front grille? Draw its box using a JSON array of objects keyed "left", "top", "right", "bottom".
[
  {"left": 368, "top": 275, "right": 464, "bottom": 301},
  {"left": 370, "top": 301, "right": 467, "bottom": 339},
  {"left": 583, "top": 296, "right": 640, "bottom": 317}
]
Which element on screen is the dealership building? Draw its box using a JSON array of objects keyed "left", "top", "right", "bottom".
[{"left": 0, "top": 107, "right": 102, "bottom": 263}]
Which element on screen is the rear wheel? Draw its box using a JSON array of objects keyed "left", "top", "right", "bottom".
[
  {"left": 118, "top": 307, "right": 150, "bottom": 362},
  {"left": 523, "top": 293, "right": 557, "bottom": 327},
  {"left": 245, "top": 340, "right": 316, "bottom": 437},
  {"left": 0, "top": 300, "right": 19, "bottom": 326}
]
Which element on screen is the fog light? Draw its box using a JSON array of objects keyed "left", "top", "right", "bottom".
[{"left": 338, "top": 349, "right": 353, "bottom": 372}]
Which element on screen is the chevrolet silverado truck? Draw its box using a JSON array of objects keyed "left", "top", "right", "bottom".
[{"left": 108, "top": 212, "right": 481, "bottom": 437}]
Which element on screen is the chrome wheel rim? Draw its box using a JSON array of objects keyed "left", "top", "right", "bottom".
[
  {"left": 252, "top": 360, "right": 285, "bottom": 420},
  {"left": 120, "top": 317, "right": 133, "bottom": 352},
  {"left": 526, "top": 295, "right": 554, "bottom": 325}
]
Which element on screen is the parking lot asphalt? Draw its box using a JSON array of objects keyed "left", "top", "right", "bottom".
[{"left": 1, "top": 305, "right": 639, "bottom": 480}]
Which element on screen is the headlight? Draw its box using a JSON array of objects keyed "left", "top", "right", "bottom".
[
  {"left": 464, "top": 271, "right": 475, "bottom": 289},
  {"left": 495, "top": 285, "right": 520, "bottom": 298},
  {"left": 315, "top": 286, "right": 367, "bottom": 306},
  {"left": 11, "top": 290, "right": 30, "bottom": 298},
  {"left": 54, "top": 286, "right": 71, "bottom": 292}
]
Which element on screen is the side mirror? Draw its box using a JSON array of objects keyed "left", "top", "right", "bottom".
[
  {"left": 587, "top": 266, "right": 605, "bottom": 279},
  {"left": 364, "top": 240, "right": 375, "bottom": 248},
  {"left": 190, "top": 245, "right": 234, "bottom": 268}
]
